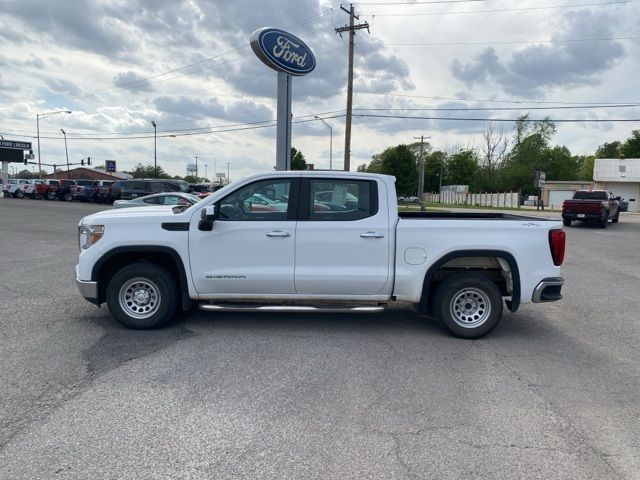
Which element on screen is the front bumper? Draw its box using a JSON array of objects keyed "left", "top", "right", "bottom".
[
  {"left": 532, "top": 277, "right": 564, "bottom": 303},
  {"left": 76, "top": 277, "right": 99, "bottom": 304}
]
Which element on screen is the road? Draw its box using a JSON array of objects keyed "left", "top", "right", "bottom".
[{"left": 1, "top": 198, "right": 639, "bottom": 479}]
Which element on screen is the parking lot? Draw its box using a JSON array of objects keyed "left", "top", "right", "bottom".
[{"left": 1, "top": 198, "right": 639, "bottom": 479}]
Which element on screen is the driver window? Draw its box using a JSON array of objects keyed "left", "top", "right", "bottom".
[{"left": 217, "top": 179, "right": 291, "bottom": 221}]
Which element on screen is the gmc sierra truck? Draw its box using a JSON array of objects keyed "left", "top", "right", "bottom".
[{"left": 76, "top": 171, "right": 566, "bottom": 339}]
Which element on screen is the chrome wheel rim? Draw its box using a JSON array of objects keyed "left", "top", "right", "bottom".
[
  {"left": 118, "top": 277, "right": 161, "bottom": 319},
  {"left": 449, "top": 287, "right": 491, "bottom": 328}
]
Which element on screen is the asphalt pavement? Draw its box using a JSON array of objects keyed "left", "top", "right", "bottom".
[{"left": 1, "top": 197, "right": 639, "bottom": 479}]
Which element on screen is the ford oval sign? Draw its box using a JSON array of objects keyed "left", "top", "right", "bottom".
[{"left": 250, "top": 28, "right": 316, "bottom": 76}]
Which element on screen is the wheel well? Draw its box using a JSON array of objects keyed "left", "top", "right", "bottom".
[
  {"left": 92, "top": 247, "right": 192, "bottom": 310},
  {"left": 419, "top": 252, "right": 520, "bottom": 314}
]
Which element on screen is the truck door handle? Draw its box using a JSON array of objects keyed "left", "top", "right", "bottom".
[
  {"left": 266, "top": 230, "right": 291, "bottom": 238},
  {"left": 360, "top": 231, "right": 385, "bottom": 238}
]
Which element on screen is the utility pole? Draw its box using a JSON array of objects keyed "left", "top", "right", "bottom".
[
  {"left": 194, "top": 156, "right": 199, "bottom": 182},
  {"left": 413, "top": 134, "right": 431, "bottom": 210},
  {"left": 336, "top": 4, "right": 369, "bottom": 172}
]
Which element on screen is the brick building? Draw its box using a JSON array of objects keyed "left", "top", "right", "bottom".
[{"left": 43, "top": 167, "right": 130, "bottom": 181}]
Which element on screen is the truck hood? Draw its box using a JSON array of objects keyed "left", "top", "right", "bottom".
[{"left": 80, "top": 205, "right": 185, "bottom": 224}]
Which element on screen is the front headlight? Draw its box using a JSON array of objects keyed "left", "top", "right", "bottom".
[{"left": 78, "top": 224, "right": 105, "bottom": 250}]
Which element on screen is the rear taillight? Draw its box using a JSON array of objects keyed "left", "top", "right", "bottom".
[{"left": 549, "top": 229, "right": 566, "bottom": 266}]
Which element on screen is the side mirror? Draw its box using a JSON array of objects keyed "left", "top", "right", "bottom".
[
  {"left": 200, "top": 205, "right": 216, "bottom": 220},
  {"left": 199, "top": 205, "right": 215, "bottom": 231}
]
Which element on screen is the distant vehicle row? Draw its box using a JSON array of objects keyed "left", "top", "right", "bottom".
[{"left": 2, "top": 178, "right": 217, "bottom": 203}]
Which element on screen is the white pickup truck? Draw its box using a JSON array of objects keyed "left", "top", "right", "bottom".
[{"left": 76, "top": 171, "right": 566, "bottom": 338}]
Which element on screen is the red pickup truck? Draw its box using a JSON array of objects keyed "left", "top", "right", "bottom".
[{"left": 562, "top": 190, "right": 620, "bottom": 228}]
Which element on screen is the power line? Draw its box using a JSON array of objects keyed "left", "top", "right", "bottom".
[
  {"left": 356, "top": 36, "right": 639, "bottom": 47},
  {"left": 356, "top": 0, "right": 487, "bottom": 5},
  {"left": 353, "top": 104, "right": 640, "bottom": 111},
  {"left": 359, "top": 0, "right": 638, "bottom": 15},
  {"left": 353, "top": 113, "right": 640, "bottom": 122},
  {"left": 355, "top": 91, "right": 640, "bottom": 105}
]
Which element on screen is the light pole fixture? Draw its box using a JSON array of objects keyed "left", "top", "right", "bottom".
[
  {"left": 36, "top": 110, "right": 71, "bottom": 178},
  {"left": 151, "top": 120, "right": 157, "bottom": 178},
  {"left": 60, "top": 128, "right": 70, "bottom": 179},
  {"left": 314, "top": 115, "right": 333, "bottom": 170}
]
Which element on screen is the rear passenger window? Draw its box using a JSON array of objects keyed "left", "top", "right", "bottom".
[
  {"left": 309, "top": 180, "right": 377, "bottom": 221},
  {"left": 150, "top": 182, "right": 164, "bottom": 193}
]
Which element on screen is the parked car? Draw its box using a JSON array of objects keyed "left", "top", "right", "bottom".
[
  {"left": 113, "top": 192, "right": 201, "bottom": 209},
  {"left": 2, "top": 179, "right": 30, "bottom": 198},
  {"left": 34, "top": 179, "right": 62, "bottom": 200},
  {"left": 80, "top": 180, "right": 115, "bottom": 203},
  {"left": 76, "top": 171, "right": 565, "bottom": 339},
  {"left": 105, "top": 180, "right": 126, "bottom": 203},
  {"left": 615, "top": 196, "right": 629, "bottom": 212},
  {"left": 21, "top": 179, "right": 45, "bottom": 198},
  {"left": 189, "top": 183, "right": 211, "bottom": 193},
  {"left": 120, "top": 179, "right": 191, "bottom": 201},
  {"left": 398, "top": 196, "right": 419, "bottom": 204},
  {"left": 562, "top": 190, "right": 620, "bottom": 228},
  {"left": 54, "top": 179, "right": 77, "bottom": 201},
  {"left": 28, "top": 179, "right": 60, "bottom": 199},
  {"left": 72, "top": 180, "right": 96, "bottom": 202}
]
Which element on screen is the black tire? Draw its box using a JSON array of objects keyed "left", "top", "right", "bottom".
[
  {"left": 46, "top": 190, "right": 56, "bottom": 200},
  {"left": 433, "top": 273, "right": 503, "bottom": 339},
  {"left": 562, "top": 219, "right": 571, "bottom": 227},
  {"left": 63, "top": 192, "right": 73, "bottom": 202},
  {"left": 106, "top": 262, "right": 178, "bottom": 329},
  {"left": 612, "top": 213, "right": 619, "bottom": 224}
]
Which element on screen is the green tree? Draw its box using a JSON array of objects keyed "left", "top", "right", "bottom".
[
  {"left": 544, "top": 146, "right": 580, "bottom": 181},
  {"left": 577, "top": 155, "right": 596, "bottom": 181},
  {"left": 595, "top": 141, "right": 621, "bottom": 158},
  {"left": 183, "top": 175, "right": 199, "bottom": 183},
  {"left": 424, "top": 151, "right": 447, "bottom": 192},
  {"left": 380, "top": 144, "right": 418, "bottom": 195},
  {"left": 291, "top": 147, "right": 307, "bottom": 170},
  {"left": 126, "top": 163, "right": 171, "bottom": 179},
  {"left": 620, "top": 130, "right": 640, "bottom": 158},
  {"left": 502, "top": 115, "right": 557, "bottom": 194},
  {"left": 446, "top": 150, "right": 478, "bottom": 188},
  {"left": 358, "top": 153, "right": 383, "bottom": 173}
]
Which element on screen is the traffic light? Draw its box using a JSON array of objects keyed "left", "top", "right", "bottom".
[
  {"left": 87, "top": 156, "right": 91, "bottom": 166},
  {"left": 24, "top": 156, "right": 28, "bottom": 165},
  {"left": 81, "top": 159, "right": 84, "bottom": 166}
]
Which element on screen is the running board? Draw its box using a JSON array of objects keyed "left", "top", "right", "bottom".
[{"left": 198, "top": 304, "right": 385, "bottom": 313}]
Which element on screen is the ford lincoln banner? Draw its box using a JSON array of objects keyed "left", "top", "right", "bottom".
[{"left": 250, "top": 28, "right": 316, "bottom": 76}]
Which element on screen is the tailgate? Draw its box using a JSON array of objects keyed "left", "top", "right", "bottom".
[{"left": 563, "top": 200, "right": 603, "bottom": 214}]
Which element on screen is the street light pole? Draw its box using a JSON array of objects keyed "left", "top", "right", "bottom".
[
  {"left": 204, "top": 163, "right": 208, "bottom": 182},
  {"left": 36, "top": 110, "right": 71, "bottom": 178},
  {"left": 194, "top": 156, "right": 199, "bottom": 182},
  {"left": 226, "top": 162, "right": 230, "bottom": 185},
  {"left": 314, "top": 115, "right": 333, "bottom": 170},
  {"left": 60, "top": 129, "right": 70, "bottom": 179},
  {"left": 151, "top": 120, "right": 157, "bottom": 178}
]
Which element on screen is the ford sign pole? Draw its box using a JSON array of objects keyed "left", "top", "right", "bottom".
[
  {"left": 276, "top": 72, "right": 293, "bottom": 170},
  {"left": 250, "top": 28, "right": 315, "bottom": 171}
]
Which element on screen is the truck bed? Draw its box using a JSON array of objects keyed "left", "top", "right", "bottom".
[{"left": 398, "top": 211, "right": 555, "bottom": 221}]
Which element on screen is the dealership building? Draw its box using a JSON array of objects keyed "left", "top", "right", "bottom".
[
  {"left": 594, "top": 158, "right": 640, "bottom": 213},
  {"left": 43, "top": 167, "right": 130, "bottom": 181}
]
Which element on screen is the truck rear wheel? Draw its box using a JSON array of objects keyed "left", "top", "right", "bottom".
[
  {"left": 433, "top": 273, "right": 503, "bottom": 339},
  {"left": 562, "top": 218, "right": 571, "bottom": 227},
  {"left": 106, "top": 262, "right": 178, "bottom": 329},
  {"left": 599, "top": 212, "right": 608, "bottom": 229}
]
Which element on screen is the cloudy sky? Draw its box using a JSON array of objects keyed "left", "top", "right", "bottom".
[{"left": 0, "top": 0, "right": 638, "bottom": 179}]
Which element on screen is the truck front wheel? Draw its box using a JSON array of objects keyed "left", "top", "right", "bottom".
[
  {"left": 106, "top": 262, "right": 178, "bottom": 329},
  {"left": 433, "top": 273, "right": 503, "bottom": 339}
]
